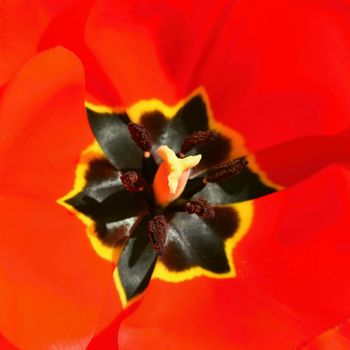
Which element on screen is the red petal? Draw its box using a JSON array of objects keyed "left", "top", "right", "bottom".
[
  {"left": 87, "top": 303, "right": 139, "bottom": 349},
  {"left": 85, "top": 0, "right": 174, "bottom": 105},
  {"left": 0, "top": 47, "right": 92, "bottom": 200},
  {"left": 236, "top": 165, "right": 350, "bottom": 328},
  {"left": 253, "top": 127, "right": 350, "bottom": 187},
  {"left": 0, "top": 47, "right": 125, "bottom": 348},
  {"left": 38, "top": 0, "right": 122, "bottom": 106},
  {"left": 84, "top": 0, "right": 235, "bottom": 106},
  {"left": 87, "top": 317, "right": 120, "bottom": 350},
  {"left": 302, "top": 318, "right": 350, "bottom": 350},
  {"left": 195, "top": 0, "right": 350, "bottom": 151},
  {"left": 0, "top": 0, "right": 76, "bottom": 85},
  {"left": 118, "top": 165, "right": 350, "bottom": 349},
  {"left": 0, "top": 333, "right": 18, "bottom": 350},
  {"left": 85, "top": 0, "right": 350, "bottom": 151},
  {"left": 0, "top": 197, "right": 121, "bottom": 350},
  {"left": 119, "top": 278, "right": 313, "bottom": 350}
]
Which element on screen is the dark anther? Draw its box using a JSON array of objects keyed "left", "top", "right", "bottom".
[
  {"left": 128, "top": 122, "right": 152, "bottom": 154},
  {"left": 204, "top": 158, "right": 248, "bottom": 183},
  {"left": 120, "top": 171, "right": 145, "bottom": 192},
  {"left": 185, "top": 198, "right": 215, "bottom": 219},
  {"left": 148, "top": 215, "right": 168, "bottom": 256},
  {"left": 180, "top": 130, "right": 218, "bottom": 157}
]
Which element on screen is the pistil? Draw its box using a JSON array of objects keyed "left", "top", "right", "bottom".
[{"left": 153, "top": 145, "right": 202, "bottom": 206}]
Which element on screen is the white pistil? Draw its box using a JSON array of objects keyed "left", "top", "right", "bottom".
[{"left": 153, "top": 145, "right": 201, "bottom": 206}]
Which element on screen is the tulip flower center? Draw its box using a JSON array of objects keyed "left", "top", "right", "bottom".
[
  {"left": 62, "top": 94, "right": 278, "bottom": 303},
  {"left": 116, "top": 122, "right": 249, "bottom": 255}
]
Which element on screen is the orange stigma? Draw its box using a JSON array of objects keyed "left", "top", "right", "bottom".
[{"left": 153, "top": 145, "right": 201, "bottom": 206}]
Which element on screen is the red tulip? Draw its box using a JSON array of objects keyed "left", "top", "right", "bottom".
[{"left": 1, "top": 0, "right": 350, "bottom": 349}]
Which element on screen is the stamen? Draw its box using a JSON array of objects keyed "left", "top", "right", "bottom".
[
  {"left": 204, "top": 158, "right": 248, "bottom": 183},
  {"left": 180, "top": 130, "right": 218, "bottom": 157},
  {"left": 128, "top": 122, "right": 152, "bottom": 155},
  {"left": 120, "top": 171, "right": 145, "bottom": 192},
  {"left": 148, "top": 215, "right": 168, "bottom": 256},
  {"left": 185, "top": 198, "right": 215, "bottom": 219}
]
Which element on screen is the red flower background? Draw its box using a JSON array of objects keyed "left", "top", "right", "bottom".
[{"left": 1, "top": 0, "right": 350, "bottom": 349}]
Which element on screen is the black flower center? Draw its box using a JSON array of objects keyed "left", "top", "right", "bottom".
[
  {"left": 62, "top": 92, "right": 277, "bottom": 304},
  {"left": 118, "top": 121, "right": 247, "bottom": 255}
]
